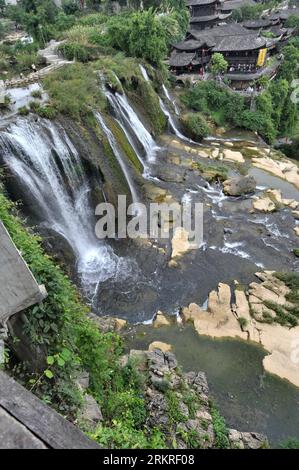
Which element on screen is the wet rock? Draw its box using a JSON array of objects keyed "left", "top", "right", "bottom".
[
  {"left": 148, "top": 341, "right": 172, "bottom": 353},
  {"left": 87, "top": 313, "right": 127, "bottom": 333},
  {"left": 292, "top": 210, "right": 299, "bottom": 219},
  {"left": 266, "top": 189, "right": 282, "bottom": 205},
  {"left": 229, "top": 429, "right": 268, "bottom": 449},
  {"left": 223, "top": 149, "right": 245, "bottom": 163},
  {"left": 283, "top": 198, "right": 298, "bottom": 209},
  {"left": 157, "top": 168, "right": 185, "bottom": 183},
  {"left": 223, "top": 175, "right": 256, "bottom": 196},
  {"left": 252, "top": 196, "right": 276, "bottom": 212},
  {"left": 153, "top": 311, "right": 171, "bottom": 328}
]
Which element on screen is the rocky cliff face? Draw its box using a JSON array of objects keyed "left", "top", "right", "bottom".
[{"left": 121, "top": 346, "right": 268, "bottom": 449}]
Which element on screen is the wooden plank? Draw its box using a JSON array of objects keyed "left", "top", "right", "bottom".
[
  {"left": 0, "top": 407, "right": 47, "bottom": 449},
  {"left": 0, "top": 372, "right": 100, "bottom": 449},
  {"left": 0, "top": 221, "right": 47, "bottom": 323}
]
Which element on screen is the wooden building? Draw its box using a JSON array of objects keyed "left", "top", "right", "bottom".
[
  {"left": 170, "top": 24, "right": 267, "bottom": 76},
  {"left": 187, "top": 0, "right": 231, "bottom": 30}
]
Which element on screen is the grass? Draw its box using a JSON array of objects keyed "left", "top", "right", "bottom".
[
  {"left": 210, "top": 402, "right": 230, "bottom": 449},
  {"left": 193, "top": 161, "right": 229, "bottom": 182}
]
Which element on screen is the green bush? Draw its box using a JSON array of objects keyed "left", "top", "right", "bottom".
[
  {"left": 181, "top": 113, "right": 210, "bottom": 141},
  {"left": 18, "top": 105, "right": 29, "bottom": 116},
  {"left": 58, "top": 42, "right": 95, "bottom": 62},
  {"left": 36, "top": 105, "right": 57, "bottom": 119}
]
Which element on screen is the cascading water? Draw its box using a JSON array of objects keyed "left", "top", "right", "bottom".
[
  {"left": 158, "top": 96, "right": 194, "bottom": 143},
  {"left": 0, "top": 117, "right": 136, "bottom": 299},
  {"left": 162, "top": 84, "right": 180, "bottom": 116},
  {"left": 94, "top": 111, "right": 139, "bottom": 204},
  {"left": 139, "top": 64, "right": 150, "bottom": 82},
  {"left": 104, "top": 91, "right": 158, "bottom": 166}
]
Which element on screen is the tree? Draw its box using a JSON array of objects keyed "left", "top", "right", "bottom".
[
  {"left": 278, "top": 44, "right": 299, "bottom": 82},
  {"left": 128, "top": 9, "right": 168, "bottom": 65},
  {"left": 286, "top": 14, "right": 299, "bottom": 34},
  {"left": 210, "top": 53, "right": 228, "bottom": 76}
]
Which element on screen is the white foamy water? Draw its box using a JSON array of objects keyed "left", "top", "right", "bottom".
[
  {"left": 162, "top": 84, "right": 180, "bottom": 116},
  {"left": 139, "top": 64, "right": 150, "bottom": 82},
  {"left": 95, "top": 111, "right": 139, "bottom": 204},
  {"left": 106, "top": 90, "right": 158, "bottom": 167},
  {"left": 0, "top": 117, "right": 136, "bottom": 297},
  {"left": 197, "top": 183, "right": 227, "bottom": 207}
]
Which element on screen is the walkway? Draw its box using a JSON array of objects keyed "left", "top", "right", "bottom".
[{"left": 4, "top": 40, "right": 73, "bottom": 89}]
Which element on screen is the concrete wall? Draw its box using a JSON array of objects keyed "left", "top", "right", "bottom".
[{"left": 0, "top": 221, "right": 46, "bottom": 324}]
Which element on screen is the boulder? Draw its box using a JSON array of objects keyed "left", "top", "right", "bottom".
[
  {"left": 252, "top": 196, "right": 276, "bottom": 212},
  {"left": 148, "top": 341, "right": 172, "bottom": 353},
  {"left": 266, "top": 189, "right": 282, "bottom": 204},
  {"left": 294, "top": 227, "right": 299, "bottom": 237},
  {"left": 153, "top": 311, "right": 171, "bottom": 328},
  {"left": 229, "top": 429, "right": 268, "bottom": 449},
  {"left": 223, "top": 175, "right": 256, "bottom": 196}
]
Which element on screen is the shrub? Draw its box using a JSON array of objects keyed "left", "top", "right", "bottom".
[
  {"left": 181, "top": 113, "right": 210, "bottom": 141},
  {"left": 31, "top": 89, "right": 42, "bottom": 99},
  {"left": 36, "top": 105, "right": 57, "bottom": 119},
  {"left": 18, "top": 105, "right": 29, "bottom": 115}
]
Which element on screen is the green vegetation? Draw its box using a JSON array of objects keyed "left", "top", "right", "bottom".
[
  {"left": 193, "top": 161, "right": 229, "bottom": 182},
  {"left": 231, "top": 1, "right": 280, "bottom": 22},
  {"left": 210, "top": 53, "right": 228, "bottom": 77},
  {"left": 293, "top": 248, "right": 299, "bottom": 257},
  {"left": 43, "top": 63, "right": 105, "bottom": 119},
  {"left": 181, "top": 112, "right": 210, "bottom": 141},
  {"left": 275, "top": 272, "right": 299, "bottom": 304},
  {"left": 0, "top": 187, "right": 169, "bottom": 448},
  {"left": 182, "top": 75, "right": 296, "bottom": 143},
  {"left": 279, "top": 438, "right": 299, "bottom": 449},
  {"left": 210, "top": 402, "right": 230, "bottom": 449},
  {"left": 238, "top": 317, "right": 248, "bottom": 329}
]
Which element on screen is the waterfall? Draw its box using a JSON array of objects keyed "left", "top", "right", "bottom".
[
  {"left": 94, "top": 111, "right": 139, "bottom": 204},
  {"left": 159, "top": 96, "right": 195, "bottom": 144},
  {"left": 104, "top": 90, "right": 158, "bottom": 168},
  {"left": 0, "top": 117, "right": 135, "bottom": 298},
  {"left": 139, "top": 64, "right": 150, "bottom": 82},
  {"left": 162, "top": 84, "right": 180, "bottom": 116}
]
